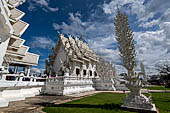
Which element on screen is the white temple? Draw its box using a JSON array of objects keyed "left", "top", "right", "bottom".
[
  {"left": 46, "top": 33, "right": 99, "bottom": 78},
  {"left": 43, "top": 34, "right": 117, "bottom": 95}
]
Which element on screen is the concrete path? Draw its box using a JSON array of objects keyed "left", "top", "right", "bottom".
[
  {"left": 148, "top": 90, "right": 170, "bottom": 93},
  {"left": 0, "top": 95, "right": 73, "bottom": 113},
  {"left": 0, "top": 91, "right": 99, "bottom": 113}
]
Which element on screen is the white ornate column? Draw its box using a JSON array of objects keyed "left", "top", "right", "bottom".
[
  {"left": 26, "top": 66, "right": 31, "bottom": 77},
  {"left": 14, "top": 66, "right": 18, "bottom": 74}
]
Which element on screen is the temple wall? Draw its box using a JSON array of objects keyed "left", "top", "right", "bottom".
[
  {"left": 81, "top": 63, "right": 88, "bottom": 77},
  {"left": 0, "top": 38, "right": 10, "bottom": 67},
  {"left": 42, "top": 77, "right": 118, "bottom": 96},
  {"left": 73, "top": 61, "right": 97, "bottom": 78},
  {"left": 94, "top": 78, "right": 116, "bottom": 91},
  {"left": 73, "top": 62, "right": 81, "bottom": 76},
  {"left": 42, "top": 77, "right": 95, "bottom": 96},
  {"left": 53, "top": 45, "right": 67, "bottom": 74}
]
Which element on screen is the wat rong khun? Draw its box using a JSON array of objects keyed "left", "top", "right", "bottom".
[{"left": 0, "top": 0, "right": 170, "bottom": 113}]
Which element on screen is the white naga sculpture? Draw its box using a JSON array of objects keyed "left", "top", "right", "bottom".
[
  {"left": 114, "top": 8, "right": 156, "bottom": 111},
  {"left": 96, "top": 58, "right": 116, "bottom": 79}
]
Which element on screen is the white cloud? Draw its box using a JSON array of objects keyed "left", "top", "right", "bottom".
[
  {"left": 134, "top": 25, "right": 170, "bottom": 74},
  {"left": 53, "top": 12, "right": 114, "bottom": 40},
  {"left": 28, "top": 0, "right": 58, "bottom": 12},
  {"left": 102, "top": 0, "right": 170, "bottom": 28},
  {"left": 30, "top": 37, "right": 55, "bottom": 49},
  {"left": 139, "top": 19, "right": 160, "bottom": 28},
  {"left": 103, "top": 0, "right": 146, "bottom": 20},
  {"left": 139, "top": 8, "right": 170, "bottom": 28},
  {"left": 146, "top": 0, "right": 170, "bottom": 14},
  {"left": 53, "top": 13, "right": 88, "bottom": 37}
]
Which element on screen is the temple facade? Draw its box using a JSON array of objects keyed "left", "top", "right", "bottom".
[
  {"left": 43, "top": 34, "right": 117, "bottom": 95},
  {"left": 0, "top": 0, "right": 39, "bottom": 76},
  {"left": 46, "top": 33, "right": 99, "bottom": 78}
]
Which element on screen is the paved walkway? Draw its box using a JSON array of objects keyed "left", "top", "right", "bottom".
[
  {"left": 0, "top": 91, "right": 99, "bottom": 113},
  {"left": 0, "top": 90, "right": 169, "bottom": 113},
  {"left": 148, "top": 90, "right": 170, "bottom": 93}
]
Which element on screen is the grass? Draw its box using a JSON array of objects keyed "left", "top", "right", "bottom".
[
  {"left": 42, "top": 92, "right": 170, "bottom": 113},
  {"left": 143, "top": 85, "right": 170, "bottom": 90},
  {"left": 151, "top": 93, "right": 170, "bottom": 113}
]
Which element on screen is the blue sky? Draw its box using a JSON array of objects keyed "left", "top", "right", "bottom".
[{"left": 18, "top": 0, "right": 170, "bottom": 74}]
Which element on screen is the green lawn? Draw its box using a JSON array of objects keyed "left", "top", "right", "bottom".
[
  {"left": 143, "top": 85, "right": 170, "bottom": 90},
  {"left": 42, "top": 92, "right": 170, "bottom": 113},
  {"left": 152, "top": 93, "right": 170, "bottom": 113}
]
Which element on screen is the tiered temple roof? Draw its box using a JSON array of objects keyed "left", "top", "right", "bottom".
[
  {"left": 45, "top": 33, "right": 99, "bottom": 76},
  {"left": 50, "top": 34, "right": 99, "bottom": 65},
  {"left": 0, "top": 0, "right": 39, "bottom": 66}
]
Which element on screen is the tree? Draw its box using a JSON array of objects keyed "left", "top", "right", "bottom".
[
  {"left": 114, "top": 8, "right": 154, "bottom": 110},
  {"left": 158, "top": 63, "right": 170, "bottom": 76},
  {"left": 157, "top": 63, "right": 170, "bottom": 85}
]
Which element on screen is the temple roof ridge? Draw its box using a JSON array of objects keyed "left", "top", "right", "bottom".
[{"left": 54, "top": 33, "right": 99, "bottom": 62}]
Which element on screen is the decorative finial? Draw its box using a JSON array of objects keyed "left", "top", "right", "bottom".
[
  {"left": 80, "top": 35, "right": 83, "bottom": 40},
  {"left": 57, "top": 31, "right": 61, "bottom": 35},
  {"left": 68, "top": 34, "right": 72, "bottom": 38}
]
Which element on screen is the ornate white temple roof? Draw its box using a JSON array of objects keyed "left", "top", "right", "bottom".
[
  {"left": 0, "top": 0, "right": 39, "bottom": 66},
  {"left": 54, "top": 34, "right": 99, "bottom": 62},
  {"left": 10, "top": 8, "right": 25, "bottom": 22},
  {"left": 7, "top": 0, "right": 26, "bottom": 8},
  {"left": 11, "top": 52, "right": 39, "bottom": 66},
  {"left": 12, "top": 20, "right": 29, "bottom": 37},
  {"left": 6, "top": 45, "right": 29, "bottom": 56},
  {"left": 8, "top": 35, "right": 25, "bottom": 49}
]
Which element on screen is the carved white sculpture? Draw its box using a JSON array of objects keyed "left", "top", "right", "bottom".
[
  {"left": 114, "top": 8, "right": 156, "bottom": 111},
  {"left": 96, "top": 58, "right": 116, "bottom": 79}
]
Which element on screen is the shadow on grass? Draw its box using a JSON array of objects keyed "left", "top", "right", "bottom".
[{"left": 36, "top": 102, "right": 121, "bottom": 111}]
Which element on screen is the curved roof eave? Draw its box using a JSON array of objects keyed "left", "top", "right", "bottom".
[{"left": 0, "top": 0, "right": 14, "bottom": 35}]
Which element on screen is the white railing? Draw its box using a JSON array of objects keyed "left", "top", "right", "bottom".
[
  {"left": 0, "top": 73, "right": 45, "bottom": 88},
  {"left": 47, "top": 76, "right": 94, "bottom": 82}
]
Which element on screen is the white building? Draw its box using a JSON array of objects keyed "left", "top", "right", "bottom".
[
  {"left": 0, "top": 0, "right": 42, "bottom": 108},
  {"left": 43, "top": 34, "right": 99, "bottom": 95},
  {"left": 43, "top": 34, "right": 117, "bottom": 95},
  {"left": 0, "top": 0, "right": 39, "bottom": 75},
  {"left": 46, "top": 33, "right": 99, "bottom": 78}
]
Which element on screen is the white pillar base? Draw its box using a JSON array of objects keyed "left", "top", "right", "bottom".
[
  {"left": 0, "top": 92, "right": 8, "bottom": 107},
  {"left": 21, "top": 88, "right": 35, "bottom": 98},
  {"left": 31, "top": 87, "right": 42, "bottom": 95},
  {"left": 2, "top": 90, "right": 25, "bottom": 102}
]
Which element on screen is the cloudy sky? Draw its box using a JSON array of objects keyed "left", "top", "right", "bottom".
[{"left": 18, "top": 0, "right": 170, "bottom": 74}]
